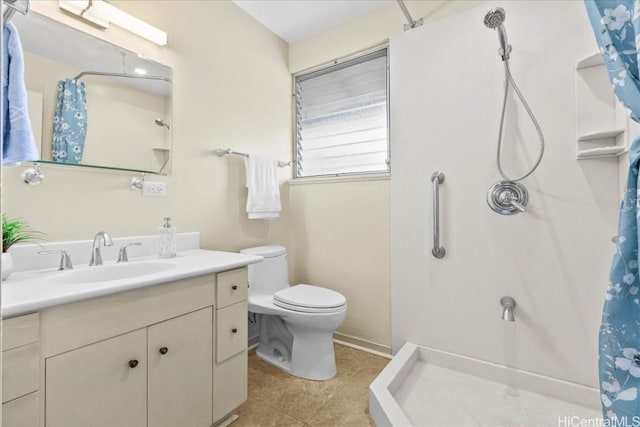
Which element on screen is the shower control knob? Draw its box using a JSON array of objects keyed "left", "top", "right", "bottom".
[{"left": 487, "top": 181, "right": 528, "bottom": 215}]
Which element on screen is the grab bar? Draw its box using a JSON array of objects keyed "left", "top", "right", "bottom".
[{"left": 431, "top": 171, "right": 445, "bottom": 258}]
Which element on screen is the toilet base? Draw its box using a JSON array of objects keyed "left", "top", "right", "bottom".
[
  {"left": 255, "top": 332, "right": 337, "bottom": 381},
  {"left": 256, "top": 346, "right": 292, "bottom": 374},
  {"left": 255, "top": 313, "right": 339, "bottom": 381},
  {"left": 288, "top": 325, "right": 337, "bottom": 380}
]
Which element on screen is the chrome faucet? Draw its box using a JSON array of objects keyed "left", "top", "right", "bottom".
[
  {"left": 500, "top": 296, "right": 516, "bottom": 321},
  {"left": 89, "top": 231, "right": 113, "bottom": 266},
  {"left": 117, "top": 242, "right": 142, "bottom": 263},
  {"left": 38, "top": 250, "right": 73, "bottom": 270}
]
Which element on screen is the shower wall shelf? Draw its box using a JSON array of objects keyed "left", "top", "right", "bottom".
[
  {"left": 575, "top": 52, "right": 633, "bottom": 160},
  {"left": 576, "top": 146, "right": 625, "bottom": 160},
  {"left": 151, "top": 147, "right": 171, "bottom": 175},
  {"left": 575, "top": 52, "right": 604, "bottom": 70},
  {"left": 577, "top": 129, "right": 625, "bottom": 142}
]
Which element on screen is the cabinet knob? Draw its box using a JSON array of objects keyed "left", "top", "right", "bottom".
[
  {"left": 232, "top": 328, "right": 238, "bottom": 334},
  {"left": 232, "top": 285, "right": 238, "bottom": 290},
  {"left": 128, "top": 359, "right": 139, "bottom": 368},
  {"left": 159, "top": 347, "right": 169, "bottom": 355}
]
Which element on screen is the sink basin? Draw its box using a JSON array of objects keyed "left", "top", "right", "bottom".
[{"left": 46, "top": 261, "right": 179, "bottom": 285}]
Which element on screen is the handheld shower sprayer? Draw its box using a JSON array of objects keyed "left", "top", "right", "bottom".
[
  {"left": 484, "top": 7, "right": 545, "bottom": 215},
  {"left": 154, "top": 118, "right": 170, "bottom": 130},
  {"left": 483, "top": 7, "right": 511, "bottom": 61}
]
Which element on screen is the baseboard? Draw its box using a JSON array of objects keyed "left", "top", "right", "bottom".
[
  {"left": 214, "top": 413, "right": 238, "bottom": 427},
  {"left": 333, "top": 332, "right": 392, "bottom": 357},
  {"left": 248, "top": 332, "right": 392, "bottom": 358}
]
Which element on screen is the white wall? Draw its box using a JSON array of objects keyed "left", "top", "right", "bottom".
[
  {"left": 288, "top": 177, "right": 391, "bottom": 351},
  {"left": 286, "top": 0, "right": 499, "bottom": 353},
  {"left": 3, "top": 1, "right": 292, "bottom": 254},
  {"left": 391, "top": 0, "right": 619, "bottom": 390}
]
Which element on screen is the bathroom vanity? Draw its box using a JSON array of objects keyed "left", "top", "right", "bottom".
[{"left": 1, "top": 242, "right": 261, "bottom": 427}]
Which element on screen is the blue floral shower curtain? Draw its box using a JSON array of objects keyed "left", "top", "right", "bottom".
[
  {"left": 52, "top": 79, "right": 87, "bottom": 164},
  {"left": 585, "top": 0, "right": 640, "bottom": 420}
]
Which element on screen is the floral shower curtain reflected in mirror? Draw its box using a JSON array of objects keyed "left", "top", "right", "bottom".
[
  {"left": 585, "top": 0, "right": 640, "bottom": 420},
  {"left": 52, "top": 78, "right": 87, "bottom": 164}
]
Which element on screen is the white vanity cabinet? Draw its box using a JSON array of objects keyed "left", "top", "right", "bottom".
[
  {"left": 45, "top": 308, "right": 213, "bottom": 427},
  {"left": 2, "top": 266, "right": 250, "bottom": 427},
  {"left": 2, "top": 313, "right": 40, "bottom": 427},
  {"left": 213, "top": 269, "right": 249, "bottom": 422}
]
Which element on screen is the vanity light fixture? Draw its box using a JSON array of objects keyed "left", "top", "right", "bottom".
[{"left": 58, "top": 0, "right": 168, "bottom": 46}]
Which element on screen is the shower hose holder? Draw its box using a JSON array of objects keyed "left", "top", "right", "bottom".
[{"left": 487, "top": 181, "right": 528, "bottom": 215}]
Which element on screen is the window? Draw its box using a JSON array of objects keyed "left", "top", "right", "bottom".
[{"left": 294, "top": 48, "right": 389, "bottom": 178}]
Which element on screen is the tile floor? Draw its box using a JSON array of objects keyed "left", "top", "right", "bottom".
[{"left": 234, "top": 343, "right": 390, "bottom": 426}]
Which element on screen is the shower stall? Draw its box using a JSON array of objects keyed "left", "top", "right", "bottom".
[{"left": 374, "top": 1, "right": 620, "bottom": 425}]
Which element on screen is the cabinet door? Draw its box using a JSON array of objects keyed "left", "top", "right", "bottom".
[
  {"left": 148, "top": 307, "right": 213, "bottom": 427},
  {"left": 45, "top": 328, "right": 147, "bottom": 427}
]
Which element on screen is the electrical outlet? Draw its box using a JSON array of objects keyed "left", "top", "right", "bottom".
[{"left": 143, "top": 181, "right": 167, "bottom": 197}]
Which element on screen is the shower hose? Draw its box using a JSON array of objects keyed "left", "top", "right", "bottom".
[{"left": 496, "top": 60, "right": 545, "bottom": 182}]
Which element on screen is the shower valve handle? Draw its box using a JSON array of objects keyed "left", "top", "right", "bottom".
[{"left": 509, "top": 200, "right": 526, "bottom": 213}]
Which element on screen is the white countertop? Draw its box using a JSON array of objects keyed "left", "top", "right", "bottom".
[{"left": 2, "top": 249, "right": 263, "bottom": 318}]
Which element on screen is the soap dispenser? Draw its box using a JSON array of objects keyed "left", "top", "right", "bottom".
[{"left": 158, "top": 217, "right": 176, "bottom": 258}]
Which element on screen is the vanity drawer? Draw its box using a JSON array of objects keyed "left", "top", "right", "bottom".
[
  {"left": 2, "top": 343, "right": 40, "bottom": 402},
  {"left": 213, "top": 350, "right": 247, "bottom": 423},
  {"left": 3, "top": 391, "right": 39, "bottom": 427},
  {"left": 3, "top": 313, "right": 39, "bottom": 351},
  {"left": 216, "top": 268, "right": 248, "bottom": 308},
  {"left": 216, "top": 301, "right": 247, "bottom": 363}
]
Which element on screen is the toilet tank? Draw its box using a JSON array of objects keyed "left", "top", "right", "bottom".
[{"left": 240, "top": 245, "right": 290, "bottom": 296}]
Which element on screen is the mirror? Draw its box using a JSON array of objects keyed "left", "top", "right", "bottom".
[{"left": 12, "top": 11, "right": 172, "bottom": 175}]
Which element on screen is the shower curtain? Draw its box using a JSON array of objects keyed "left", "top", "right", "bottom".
[
  {"left": 585, "top": 0, "right": 640, "bottom": 420},
  {"left": 52, "top": 79, "right": 87, "bottom": 164}
]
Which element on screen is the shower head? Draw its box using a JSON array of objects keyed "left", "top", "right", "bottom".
[
  {"left": 155, "top": 118, "right": 170, "bottom": 129},
  {"left": 483, "top": 7, "right": 506, "bottom": 29},
  {"left": 484, "top": 7, "right": 511, "bottom": 61}
]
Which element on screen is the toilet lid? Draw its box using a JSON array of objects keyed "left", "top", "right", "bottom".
[{"left": 273, "top": 284, "right": 346, "bottom": 313}]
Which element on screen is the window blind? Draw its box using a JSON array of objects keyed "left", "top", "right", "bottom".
[{"left": 295, "top": 48, "right": 389, "bottom": 178}]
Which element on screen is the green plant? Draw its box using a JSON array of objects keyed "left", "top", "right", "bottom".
[{"left": 2, "top": 215, "right": 45, "bottom": 253}]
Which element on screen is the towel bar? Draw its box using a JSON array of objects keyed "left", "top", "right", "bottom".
[
  {"left": 3, "top": 0, "right": 29, "bottom": 22},
  {"left": 214, "top": 148, "right": 291, "bottom": 168}
]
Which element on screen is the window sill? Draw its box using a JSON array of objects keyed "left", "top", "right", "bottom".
[{"left": 288, "top": 173, "right": 390, "bottom": 185}]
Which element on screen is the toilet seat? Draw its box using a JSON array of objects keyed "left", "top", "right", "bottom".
[{"left": 273, "top": 284, "right": 347, "bottom": 314}]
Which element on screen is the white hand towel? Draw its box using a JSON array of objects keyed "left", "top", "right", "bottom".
[{"left": 244, "top": 154, "right": 281, "bottom": 220}]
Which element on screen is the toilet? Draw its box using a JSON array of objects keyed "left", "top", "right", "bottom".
[{"left": 240, "top": 245, "right": 347, "bottom": 380}]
